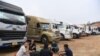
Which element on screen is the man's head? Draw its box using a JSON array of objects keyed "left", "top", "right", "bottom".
[
  {"left": 64, "top": 44, "right": 68, "bottom": 48},
  {"left": 31, "top": 39, "right": 35, "bottom": 43},
  {"left": 24, "top": 40, "right": 30, "bottom": 47}
]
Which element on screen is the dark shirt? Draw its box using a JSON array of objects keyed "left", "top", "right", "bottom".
[
  {"left": 40, "top": 48, "right": 52, "bottom": 56},
  {"left": 65, "top": 48, "right": 73, "bottom": 56},
  {"left": 51, "top": 43, "right": 58, "bottom": 47}
]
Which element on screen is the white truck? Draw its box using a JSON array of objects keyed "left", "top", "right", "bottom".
[
  {"left": 77, "top": 25, "right": 91, "bottom": 36},
  {"left": 50, "top": 22, "right": 61, "bottom": 39},
  {"left": 51, "top": 21, "right": 72, "bottom": 40},
  {"left": 83, "top": 25, "right": 92, "bottom": 36},
  {"left": 0, "top": 1, "right": 27, "bottom": 47},
  {"left": 66, "top": 25, "right": 81, "bottom": 39},
  {"left": 91, "top": 26, "right": 100, "bottom": 35}
]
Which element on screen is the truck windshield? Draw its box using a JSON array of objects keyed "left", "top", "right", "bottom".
[
  {"left": 73, "top": 26, "right": 79, "bottom": 29},
  {"left": 57, "top": 24, "right": 64, "bottom": 29},
  {"left": 0, "top": 11, "right": 26, "bottom": 25},
  {"left": 40, "top": 23, "right": 49, "bottom": 30}
]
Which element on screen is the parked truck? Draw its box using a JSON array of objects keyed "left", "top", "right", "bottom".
[
  {"left": 83, "top": 25, "right": 92, "bottom": 36},
  {"left": 66, "top": 25, "right": 80, "bottom": 38},
  {"left": 0, "top": 1, "right": 27, "bottom": 47},
  {"left": 91, "top": 26, "right": 100, "bottom": 35},
  {"left": 27, "top": 16, "right": 60, "bottom": 43},
  {"left": 55, "top": 22, "right": 73, "bottom": 40},
  {"left": 49, "top": 21, "right": 61, "bottom": 40}
]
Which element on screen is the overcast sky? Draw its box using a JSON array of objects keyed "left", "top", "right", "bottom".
[{"left": 2, "top": 0, "right": 100, "bottom": 24}]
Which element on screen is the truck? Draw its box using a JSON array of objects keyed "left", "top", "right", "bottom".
[
  {"left": 54, "top": 22, "right": 73, "bottom": 40},
  {"left": 49, "top": 21, "right": 61, "bottom": 40},
  {"left": 0, "top": 1, "right": 27, "bottom": 47},
  {"left": 66, "top": 25, "right": 80, "bottom": 38},
  {"left": 75, "top": 24, "right": 93, "bottom": 37},
  {"left": 91, "top": 26, "right": 100, "bottom": 35},
  {"left": 27, "top": 16, "right": 60, "bottom": 43},
  {"left": 83, "top": 25, "right": 92, "bottom": 36}
]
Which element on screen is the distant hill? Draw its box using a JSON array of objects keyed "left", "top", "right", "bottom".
[{"left": 91, "top": 21, "right": 100, "bottom": 27}]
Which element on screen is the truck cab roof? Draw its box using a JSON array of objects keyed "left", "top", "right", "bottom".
[
  {"left": 27, "top": 16, "right": 49, "bottom": 23},
  {"left": 0, "top": 1, "right": 24, "bottom": 15}
]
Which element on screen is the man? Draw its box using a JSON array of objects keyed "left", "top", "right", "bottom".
[
  {"left": 29, "top": 40, "right": 39, "bottom": 56},
  {"left": 64, "top": 44, "right": 73, "bottom": 56},
  {"left": 16, "top": 40, "right": 30, "bottom": 56},
  {"left": 40, "top": 43, "right": 53, "bottom": 56},
  {"left": 51, "top": 41, "right": 59, "bottom": 53},
  {"left": 29, "top": 39, "right": 36, "bottom": 52}
]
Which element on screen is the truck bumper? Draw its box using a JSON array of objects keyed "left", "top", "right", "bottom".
[
  {"left": 0, "top": 39, "right": 25, "bottom": 47},
  {"left": 64, "top": 34, "right": 73, "bottom": 39}
]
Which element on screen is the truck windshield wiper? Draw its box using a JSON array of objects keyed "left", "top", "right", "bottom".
[
  {"left": 0, "top": 18, "right": 13, "bottom": 24},
  {"left": 15, "top": 20, "right": 26, "bottom": 25},
  {"left": 0, "top": 18, "right": 26, "bottom": 25}
]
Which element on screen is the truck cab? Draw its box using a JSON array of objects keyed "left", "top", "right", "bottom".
[
  {"left": 66, "top": 25, "right": 80, "bottom": 38},
  {"left": 91, "top": 26, "right": 100, "bottom": 35},
  {"left": 51, "top": 22, "right": 73, "bottom": 40},
  {"left": 27, "top": 16, "right": 60, "bottom": 43},
  {"left": 0, "top": 1, "right": 27, "bottom": 47},
  {"left": 49, "top": 22, "right": 61, "bottom": 40},
  {"left": 84, "top": 25, "right": 92, "bottom": 35}
]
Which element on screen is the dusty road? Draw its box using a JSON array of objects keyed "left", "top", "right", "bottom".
[{"left": 0, "top": 35, "right": 100, "bottom": 56}]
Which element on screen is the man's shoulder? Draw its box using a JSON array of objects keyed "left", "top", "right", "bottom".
[
  {"left": 41, "top": 49, "right": 50, "bottom": 51},
  {"left": 20, "top": 45, "right": 25, "bottom": 49}
]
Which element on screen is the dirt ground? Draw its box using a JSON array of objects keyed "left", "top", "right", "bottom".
[{"left": 0, "top": 35, "right": 100, "bottom": 56}]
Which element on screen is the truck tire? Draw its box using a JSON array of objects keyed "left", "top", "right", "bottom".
[
  {"left": 94, "top": 32, "right": 96, "bottom": 35},
  {"left": 86, "top": 33, "right": 89, "bottom": 36},
  {"left": 92, "top": 32, "right": 96, "bottom": 35},
  {"left": 73, "top": 33, "right": 79, "bottom": 39},
  {"left": 61, "top": 33, "right": 65, "bottom": 40},
  {"left": 41, "top": 35, "right": 49, "bottom": 43}
]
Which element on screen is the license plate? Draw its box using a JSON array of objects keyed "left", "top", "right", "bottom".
[{"left": 12, "top": 42, "right": 18, "bottom": 45}]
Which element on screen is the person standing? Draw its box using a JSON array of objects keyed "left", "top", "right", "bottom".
[{"left": 16, "top": 40, "right": 30, "bottom": 56}]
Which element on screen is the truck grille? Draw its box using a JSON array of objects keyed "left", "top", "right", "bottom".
[{"left": 0, "top": 30, "right": 26, "bottom": 40}]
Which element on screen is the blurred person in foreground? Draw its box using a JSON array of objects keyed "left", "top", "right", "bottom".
[
  {"left": 40, "top": 42, "right": 53, "bottom": 56},
  {"left": 59, "top": 44, "right": 73, "bottom": 56},
  {"left": 51, "top": 41, "right": 59, "bottom": 53},
  {"left": 29, "top": 39, "right": 40, "bottom": 56},
  {"left": 29, "top": 39, "right": 36, "bottom": 52},
  {"left": 16, "top": 40, "right": 30, "bottom": 56}
]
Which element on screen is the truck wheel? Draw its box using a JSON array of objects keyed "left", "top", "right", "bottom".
[
  {"left": 94, "top": 32, "right": 96, "bottom": 35},
  {"left": 61, "top": 33, "right": 65, "bottom": 40},
  {"left": 41, "top": 36, "right": 49, "bottom": 43},
  {"left": 86, "top": 33, "right": 89, "bottom": 36},
  {"left": 73, "top": 33, "right": 79, "bottom": 39}
]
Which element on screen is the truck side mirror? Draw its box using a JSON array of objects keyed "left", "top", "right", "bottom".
[
  {"left": 55, "top": 25, "right": 58, "bottom": 29},
  {"left": 26, "top": 16, "right": 30, "bottom": 24},
  {"left": 66, "top": 26, "right": 68, "bottom": 29},
  {"left": 37, "top": 23, "right": 40, "bottom": 28}
]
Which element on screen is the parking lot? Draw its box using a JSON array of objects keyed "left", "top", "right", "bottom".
[{"left": 0, "top": 35, "right": 100, "bottom": 56}]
